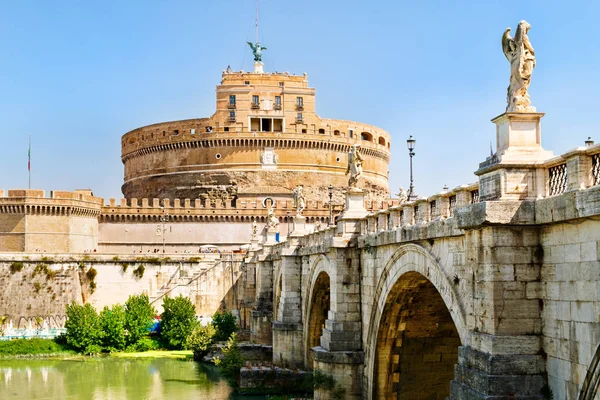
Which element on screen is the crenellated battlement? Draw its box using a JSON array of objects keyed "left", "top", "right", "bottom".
[
  {"left": 0, "top": 189, "right": 103, "bottom": 218},
  {"left": 100, "top": 196, "right": 398, "bottom": 223}
]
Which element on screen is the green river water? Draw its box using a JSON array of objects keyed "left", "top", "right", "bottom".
[{"left": 0, "top": 357, "right": 266, "bottom": 400}]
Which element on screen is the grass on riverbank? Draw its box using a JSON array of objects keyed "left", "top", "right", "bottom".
[
  {"left": 0, "top": 338, "right": 75, "bottom": 358},
  {"left": 111, "top": 350, "right": 193, "bottom": 360}
]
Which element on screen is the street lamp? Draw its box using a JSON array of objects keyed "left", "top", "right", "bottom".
[
  {"left": 328, "top": 184, "right": 334, "bottom": 226},
  {"left": 407, "top": 135, "right": 417, "bottom": 201},
  {"left": 160, "top": 207, "right": 169, "bottom": 254}
]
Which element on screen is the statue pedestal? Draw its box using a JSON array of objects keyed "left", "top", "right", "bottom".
[
  {"left": 264, "top": 228, "right": 278, "bottom": 245},
  {"left": 476, "top": 112, "right": 554, "bottom": 202},
  {"left": 337, "top": 189, "right": 368, "bottom": 237},
  {"left": 250, "top": 237, "right": 261, "bottom": 251},
  {"left": 289, "top": 215, "right": 308, "bottom": 237},
  {"left": 490, "top": 112, "right": 553, "bottom": 164},
  {"left": 254, "top": 61, "right": 264, "bottom": 74}
]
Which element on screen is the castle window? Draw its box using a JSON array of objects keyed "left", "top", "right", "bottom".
[
  {"left": 378, "top": 137, "right": 386, "bottom": 146},
  {"left": 296, "top": 113, "right": 303, "bottom": 122},
  {"left": 274, "top": 96, "right": 281, "bottom": 109},
  {"left": 296, "top": 97, "right": 304, "bottom": 110},
  {"left": 229, "top": 95, "right": 236, "bottom": 106},
  {"left": 318, "top": 128, "right": 325, "bottom": 134},
  {"left": 205, "top": 126, "right": 213, "bottom": 133},
  {"left": 302, "top": 129, "right": 307, "bottom": 133},
  {"left": 279, "top": 82, "right": 284, "bottom": 87},
  {"left": 224, "top": 127, "right": 229, "bottom": 132},
  {"left": 174, "top": 130, "right": 179, "bottom": 135},
  {"left": 252, "top": 95, "right": 260, "bottom": 109},
  {"left": 215, "top": 153, "right": 221, "bottom": 160},
  {"left": 229, "top": 111, "right": 236, "bottom": 122},
  {"left": 361, "top": 132, "right": 373, "bottom": 142},
  {"left": 190, "top": 129, "right": 196, "bottom": 134},
  {"left": 334, "top": 130, "right": 340, "bottom": 136},
  {"left": 245, "top": 81, "right": 250, "bottom": 85},
  {"left": 349, "top": 129, "right": 354, "bottom": 138}
]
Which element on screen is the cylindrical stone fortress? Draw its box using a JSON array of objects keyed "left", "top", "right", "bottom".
[{"left": 121, "top": 70, "right": 391, "bottom": 202}]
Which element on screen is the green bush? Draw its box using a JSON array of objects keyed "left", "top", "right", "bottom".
[
  {"left": 187, "top": 324, "right": 216, "bottom": 360},
  {"left": 135, "top": 336, "right": 160, "bottom": 352},
  {"left": 214, "top": 333, "right": 244, "bottom": 388},
  {"left": 65, "top": 302, "right": 102, "bottom": 354},
  {"left": 212, "top": 310, "right": 238, "bottom": 342},
  {"left": 124, "top": 294, "right": 156, "bottom": 346},
  {"left": 99, "top": 305, "right": 127, "bottom": 352},
  {"left": 0, "top": 338, "right": 71, "bottom": 356},
  {"left": 160, "top": 295, "right": 199, "bottom": 349}
]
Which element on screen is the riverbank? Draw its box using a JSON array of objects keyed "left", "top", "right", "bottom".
[
  {"left": 111, "top": 350, "right": 193, "bottom": 360},
  {"left": 0, "top": 338, "right": 75, "bottom": 359}
]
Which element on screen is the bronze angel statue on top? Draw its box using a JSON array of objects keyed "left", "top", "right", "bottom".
[
  {"left": 247, "top": 41, "right": 267, "bottom": 62},
  {"left": 502, "top": 20, "right": 536, "bottom": 112}
]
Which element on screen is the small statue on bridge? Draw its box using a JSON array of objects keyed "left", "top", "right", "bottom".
[
  {"left": 293, "top": 185, "right": 306, "bottom": 217},
  {"left": 251, "top": 220, "right": 259, "bottom": 239},
  {"left": 396, "top": 187, "right": 408, "bottom": 205},
  {"left": 346, "top": 144, "right": 364, "bottom": 189},
  {"left": 502, "top": 20, "right": 536, "bottom": 112},
  {"left": 247, "top": 41, "right": 267, "bottom": 62},
  {"left": 266, "top": 206, "right": 279, "bottom": 231}
]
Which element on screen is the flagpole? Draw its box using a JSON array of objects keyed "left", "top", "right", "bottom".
[{"left": 28, "top": 135, "right": 31, "bottom": 189}]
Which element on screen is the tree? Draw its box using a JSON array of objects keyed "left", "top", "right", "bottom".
[
  {"left": 212, "top": 310, "right": 238, "bottom": 342},
  {"left": 99, "top": 305, "right": 127, "bottom": 352},
  {"left": 187, "top": 324, "right": 216, "bottom": 361},
  {"left": 65, "top": 302, "right": 102, "bottom": 354},
  {"left": 124, "top": 294, "right": 156, "bottom": 346},
  {"left": 214, "top": 333, "right": 244, "bottom": 388},
  {"left": 160, "top": 295, "right": 198, "bottom": 349}
]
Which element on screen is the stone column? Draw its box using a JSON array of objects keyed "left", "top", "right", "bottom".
[
  {"left": 272, "top": 254, "right": 304, "bottom": 368},
  {"left": 449, "top": 222, "right": 547, "bottom": 399},
  {"left": 313, "top": 247, "right": 364, "bottom": 399},
  {"left": 250, "top": 250, "right": 274, "bottom": 345}
]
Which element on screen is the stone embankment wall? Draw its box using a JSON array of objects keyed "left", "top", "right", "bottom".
[{"left": 0, "top": 253, "right": 248, "bottom": 328}]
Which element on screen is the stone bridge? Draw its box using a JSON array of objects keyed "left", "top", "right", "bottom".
[{"left": 244, "top": 112, "right": 600, "bottom": 399}]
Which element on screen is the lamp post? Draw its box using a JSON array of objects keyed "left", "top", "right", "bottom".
[
  {"left": 160, "top": 207, "right": 169, "bottom": 254},
  {"left": 328, "top": 184, "right": 334, "bottom": 226},
  {"left": 407, "top": 135, "right": 417, "bottom": 201}
]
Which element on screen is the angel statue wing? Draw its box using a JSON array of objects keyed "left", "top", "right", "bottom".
[
  {"left": 501, "top": 28, "right": 514, "bottom": 61},
  {"left": 260, "top": 46, "right": 267, "bottom": 51},
  {"left": 247, "top": 41, "right": 256, "bottom": 51}
]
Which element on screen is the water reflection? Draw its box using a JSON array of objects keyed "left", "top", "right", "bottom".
[{"left": 0, "top": 357, "right": 265, "bottom": 400}]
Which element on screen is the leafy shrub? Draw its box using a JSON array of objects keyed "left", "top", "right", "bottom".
[
  {"left": 65, "top": 302, "right": 102, "bottom": 354},
  {"left": 135, "top": 336, "right": 160, "bottom": 352},
  {"left": 120, "top": 263, "right": 129, "bottom": 273},
  {"left": 112, "top": 256, "right": 120, "bottom": 262},
  {"left": 124, "top": 294, "right": 156, "bottom": 346},
  {"left": 160, "top": 295, "right": 198, "bottom": 349},
  {"left": 187, "top": 324, "right": 216, "bottom": 360},
  {"left": 86, "top": 267, "right": 97, "bottom": 281},
  {"left": 214, "top": 333, "right": 244, "bottom": 387},
  {"left": 212, "top": 310, "right": 238, "bottom": 342},
  {"left": 9, "top": 261, "right": 24, "bottom": 274},
  {"left": 0, "top": 338, "right": 71, "bottom": 356},
  {"left": 99, "top": 305, "right": 127, "bottom": 352}
]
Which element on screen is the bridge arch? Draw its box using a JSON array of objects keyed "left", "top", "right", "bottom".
[
  {"left": 579, "top": 342, "right": 600, "bottom": 400},
  {"left": 303, "top": 255, "right": 334, "bottom": 369},
  {"left": 365, "top": 244, "right": 467, "bottom": 399}
]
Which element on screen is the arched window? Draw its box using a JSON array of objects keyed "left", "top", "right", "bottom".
[
  {"left": 378, "top": 137, "right": 386, "bottom": 146},
  {"left": 361, "top": 132, "right": 373, "bottom": 142},
  {"left": 333, "top": 130, "right": 340, "bottom": 136},
  {"left": 318, "top": 128, "right": 325, "bottom": 134}
]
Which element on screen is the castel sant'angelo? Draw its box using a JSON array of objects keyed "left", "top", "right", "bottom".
[{"left": 0, "top": 45, "right": 394, "bottom": 253}]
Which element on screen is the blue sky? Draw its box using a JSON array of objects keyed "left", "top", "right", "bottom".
[{"left": 1, "top": 1, "right": 599, "bottom": 200}]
